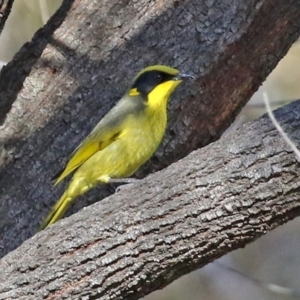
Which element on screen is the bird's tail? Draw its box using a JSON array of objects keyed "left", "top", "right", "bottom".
[{"left": 38, "top": 190, "right": 72, "bottom": 231}]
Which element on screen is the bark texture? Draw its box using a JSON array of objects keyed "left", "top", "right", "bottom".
[
  {"left": 0, "top": 0, "right": 14, "bottom": 34},
  {"left": 1, "top": 100, "right": 300, "bottom": 300},
  {"left": 0, "top": 0, "right": 300, "bottom": 258}
]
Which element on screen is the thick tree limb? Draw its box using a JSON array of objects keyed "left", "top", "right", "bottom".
[
  {"left": 0, "top": 0, "right": 300, "bottom": 257},
  {"left": 1, "top": 100, "right": 300, "bottom": 300},
  {"left": 0, "top": 0, "right": 71, "bottom": 121},
  {"left": 0, "top": 0, "right": 14, "bottom": 35}
]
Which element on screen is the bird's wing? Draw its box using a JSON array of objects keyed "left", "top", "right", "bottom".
[
  {"left": 53, "top": 103, "right": 126, "bottom": 185},
  {"left": 53, "top": 94, "right": 145, "bottom": 185},
  {"left": 54, "top": 124, "right": 122, "bottom": 185}
]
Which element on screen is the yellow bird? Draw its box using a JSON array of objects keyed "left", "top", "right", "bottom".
[{"left": 39, "top": 65, "right": 194, "bottom": 230}]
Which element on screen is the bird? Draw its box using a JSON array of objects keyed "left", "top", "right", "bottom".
[{"left": 39, "top": 65, "right": 194, "bottom": 230}]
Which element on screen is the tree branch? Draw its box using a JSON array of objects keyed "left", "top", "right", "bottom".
[
  {"left": 0, "top": 0, "right": 300, "bottom": 258},
  {"left": 1, "top": 100, "right": 300, "bottom": 299},
  {"left": 0, "top": 0, "right": 71, "bottom": 122},
  {"left": 0, "top": 0, "right": 14, "bottom": 35}
]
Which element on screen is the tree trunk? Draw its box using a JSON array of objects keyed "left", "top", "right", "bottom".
[
  {"left": 1, "top": 100, "right": 300, "bottom": 299},
  {"left": 0, "top": 0, "right": 299, "bottom": 274}
]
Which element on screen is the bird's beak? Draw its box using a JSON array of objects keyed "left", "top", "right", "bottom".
[{"left": 174, "top": 73, "right": 195, "bottom": 81}]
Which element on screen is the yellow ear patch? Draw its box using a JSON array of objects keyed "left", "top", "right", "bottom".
[{"left": 129, "top": 88, "right": 140, "bottom": 96}]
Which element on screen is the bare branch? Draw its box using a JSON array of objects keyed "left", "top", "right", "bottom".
[
  {"left": 0, "top": 0, "right": 14, "bottom": 35},
  {"left": 1, "top": 100, "right": 300, "bottom": 299},
  {"left": 0, "top": 0, "right": 300, "bottom": 259}
]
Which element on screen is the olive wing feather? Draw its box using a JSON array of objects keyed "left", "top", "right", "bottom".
[{"left": 53, "top": 95, "right": 145, "bottom": 185}]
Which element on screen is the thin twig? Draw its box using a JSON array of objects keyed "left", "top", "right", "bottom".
[{"left": 263, "top": 92, "right": 300, "bottom": 160}]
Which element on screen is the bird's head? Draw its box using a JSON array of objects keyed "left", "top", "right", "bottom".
[{"left": 128, "top": 65, "right": 194, "bottom": 106}]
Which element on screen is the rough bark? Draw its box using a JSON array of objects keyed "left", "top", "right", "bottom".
[
  {"left": 0, "top": 0, "right": 71, "bottom": 121},
  {"left": 0, "top": 0, "right": 300, "bottom": 258},
  {"left": 1, "top": 100, "right": 300, "bottom": 300},
  {"left": 0, "top": 0, "right": 14, "bottom": 34}
]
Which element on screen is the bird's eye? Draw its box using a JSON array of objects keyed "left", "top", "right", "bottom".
[{"left": 156, "top": 74, "right": 162, "bottom": 81}]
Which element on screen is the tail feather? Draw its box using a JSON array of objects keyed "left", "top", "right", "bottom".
[{"left": 38, "top": 190, "right": 72, "bottom": 231}]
